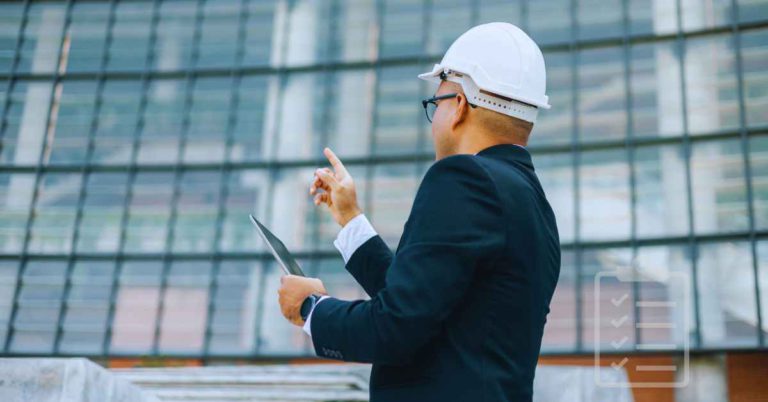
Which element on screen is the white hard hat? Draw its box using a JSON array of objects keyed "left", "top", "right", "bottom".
[{"left": 418, "top": 22, "right": 550, "bottom": 124}]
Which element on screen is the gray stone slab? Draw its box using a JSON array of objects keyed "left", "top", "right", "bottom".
[
  {"left": 111, "top": 363, "right": 632, "bottom": 402},
  {"left": 0, "top": 358, "right": 159, "bottom": 402}
]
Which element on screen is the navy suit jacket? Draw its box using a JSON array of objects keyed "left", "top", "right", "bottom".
[{"left": 310, "top": 143, "right": 561, "bottom": 402}]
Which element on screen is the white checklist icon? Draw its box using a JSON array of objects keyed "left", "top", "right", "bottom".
[{"left": 594, "top": 269, "right": 691, "bottom": 388}]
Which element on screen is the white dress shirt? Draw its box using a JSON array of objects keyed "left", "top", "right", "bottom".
[
  {"left": 302, "top": 213, "right": 376, "bottom": 335},
  {"left": 303, "top": 144, "right": 526, "bottom": 336}
]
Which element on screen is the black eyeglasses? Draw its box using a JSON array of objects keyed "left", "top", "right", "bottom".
[{"left": 421, "top": 92, "right": 477, "bottom": 123}]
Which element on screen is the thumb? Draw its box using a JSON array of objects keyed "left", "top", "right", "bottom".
[{"left": 316, "top": 169, "right": 340, "bottom": 191}]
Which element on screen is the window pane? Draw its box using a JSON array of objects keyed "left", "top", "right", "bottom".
[
  {"left": 230, "top": 75, "right": 273, "bottom": 162},
  {"left": 690, "top": 139, "right": 748, "bottom": 234},
  {"left": 0, "top": 260, "right": 20, "bottom": 347},
  {"left": 754, "top": 240, "right": 768, "bottom": 342},
  {"left": 59, "top": 261, "right": 114, "bottom": 354},
  {"left": 477, "top": 0, "right": 522, "bottom": 26},
  {"left": 680, "top": 0, "right": 732, "bottom": 31},
  {"left": 0, "top": 3, "right": 24, "bottom": 74},
  {"left": 635, "top": 144, "right": 689, "bottom": 238},
  {"left": 29, "top": 173, "right": 83, "bottom": 253},
  {"left": 635, "top": 245, "right": 695, "bottom": 348},
  {"left": 577, "top": 0, "right": 623, "bottom": 41},
  {"left": 428, "top": 0, "right": 472, "bottom": 55},
  {"left": 325, "top": 70, "right": 375, "bottom": 159},
  {"left": 76, "top": 172, "right": 128, "bottom": 252},
  {"left": 49, "top": 81, "right": 98, "bottom": 164},
  {"left": 111, "top": 261, "right": 162, "bottom": 353},
  {"left": 154, "top": 1, "right": 198, "bottom": 71},
  {"left": 581, "top": 247, "right": 635, "bottom": 351},
  {"left": 535, "top": 152, "right": 575, "bottom": 243},
  {"left": 107, "top": 2, "right": 153, "bottom": 72},
  {"left": 750, "top": 136, "right": 768, "bottom": 230},
  {"left": 258, "top": 261, "right": 307, "bottom": 354},
  {"left": 18, "top": 3, "right": 66, "bottom": 74},
  {"left": 275, "top": 72, "right": 325, "bottom": 161},
  {"left": 1, "top": 80, "right": 54, "bottom": 165},
  {"left": 528, "top": 0, "right": 572, "bottom": 45},
  {"left": 185, "top": 77, "right": 232, "bottom": 163},
  {"left": 684, "top": 34, "right": 740, "bottom": 135},
  {"left": 124, "top": 172, "right": 175, "bottom": 253},
  {"left": 11, "top": 260, "right": 67, "bottom": 353},
  {"left": 373, "top": 65, "right": 421, "bottom": 156},
  {"left": 242, "top": 1, "right": 278, "bottom": 67},
  {"left": 208, "top": 260, "right": 263, "bottom": 355},
  {"left": 197, "top": 0, "right": 242, "bottom": 69},
  {"left": 67, "top": 2, "right": 110, "bottom": 73},
  {"left": 738, "top": 0, "right": 768, "bottom": 23},
  {"left": 380, "top": 0, "right": 425, "bottom": 58},
  {"left": 158, "top": 261, "right": 211, "bottom": 353},
  {"left": 578, "top": 47, "right": 627, "bottom": 143},
  {"left": 696, "top": 241, "right": 758, "bottom": 347},
  {"left": 94, "top": 80, "right": 143, "bottom": 165},
  {"left": 531, "top": 51, "right": 573, "bottom": 146},
  {"left": 541, "top": 250, "right": 576, "bottom": 351},
  {"left": 741, "top": 29, "right": 768, "bottom": 128},
  {"left": 138, "top": 79, "right": 187, "bottom": 164},
  {"left": 630, "top": 40, "right": 685, "bottom": 138},
  {"left": 333, "top": 0, "right": 377, "bottom": 63},
  {"left": 0, "top": 173, "right": 35, "bottom": 253},
  {"left": 579, "top": 149, "right": 631, "bottom": 241},
  {"left": 281, "top": 0, "right": 329, "bottom": 66},
  {"left": 629, "top": 0, "right": 678, "bottom": 36},
  {"left": 219, "top": 169, "right": 268, "bottom": 253},
  {"left": 172, "top": 171, "right": 222, "bottom": 253}
]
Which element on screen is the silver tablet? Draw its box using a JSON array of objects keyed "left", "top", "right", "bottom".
[{"left": 249, "top": 214, "right": 305, "bottom": 276}]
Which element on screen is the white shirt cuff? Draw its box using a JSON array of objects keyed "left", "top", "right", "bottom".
[
  {"left": 333, "top": 213, "right": 378, "bottom": 264},
  {"left": 302, "top": 295, "right": 330, "bottom": 337}
]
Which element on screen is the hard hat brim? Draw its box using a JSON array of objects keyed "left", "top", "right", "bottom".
[
  {"left": 417, "top": 64, "right": 445, "bottom": 84},
  {"left": 417, "top": 64, "right": 551, "bottom": 110}
]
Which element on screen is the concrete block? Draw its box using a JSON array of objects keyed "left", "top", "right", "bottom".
[{"left": 0, "top": 358, "right": 159, "bottom": 402}]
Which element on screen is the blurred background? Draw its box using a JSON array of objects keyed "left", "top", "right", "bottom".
[{"left": 0, "top": 0, "right": 766, "bottom": 400}]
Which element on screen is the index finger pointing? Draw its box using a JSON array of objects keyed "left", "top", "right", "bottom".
[{"left": 324, "top": 147, "right": 348, "bottom": 176}]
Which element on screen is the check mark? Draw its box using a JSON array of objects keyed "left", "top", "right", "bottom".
[
  {"left": 611, "top": 294, "right": 629, "bottom": 307},
  {"left": 611, "top": 315, "right": 629, "bottom": 328},
  {"left": 611, "top": 357, "right": 629, "bottom": 370},
  {"left": 611, "top": 336, "right": 628, "bottom": 349}
]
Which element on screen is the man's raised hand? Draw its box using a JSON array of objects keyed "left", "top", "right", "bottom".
[{"left": 309, "top": 147, "right": 362, "bottom": 227}]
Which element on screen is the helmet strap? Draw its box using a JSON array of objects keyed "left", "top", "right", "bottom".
[{"left": 442, "top": 69, "right": 538, "bottom": 123}]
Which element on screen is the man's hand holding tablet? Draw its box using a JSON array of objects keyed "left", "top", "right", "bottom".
[{"left": 278, "top": 275, "right": 327, "bottom": 326}]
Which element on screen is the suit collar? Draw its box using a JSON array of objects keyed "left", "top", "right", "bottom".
[{"left": 475, "top": 143, "right": 534, "bottom": 169}]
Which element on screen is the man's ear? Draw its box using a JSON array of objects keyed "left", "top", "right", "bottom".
[{"left": 450, "top": 93, "right": 470, "bottom": 131}]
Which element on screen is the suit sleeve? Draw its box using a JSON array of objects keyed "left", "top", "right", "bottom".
[
  {"left": 310, "top": 155, "right": 506, "bottom": 365},
  {"left": 343, "top": 235, "right": 393, "bottom": 297}
]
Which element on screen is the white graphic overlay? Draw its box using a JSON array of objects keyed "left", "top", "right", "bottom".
[{"left": 594, "top": 268, "right": 691, "bottom": 388}]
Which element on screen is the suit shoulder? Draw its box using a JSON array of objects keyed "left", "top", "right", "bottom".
[
  {"left": 474, "top": 153, "right": 536, "bottom": 197},
  {"left": 418, "top": 154, "right": 501, "bottom": 210},
  {"left": 423, "top": 154, "right": 492, "bottom": 185}
]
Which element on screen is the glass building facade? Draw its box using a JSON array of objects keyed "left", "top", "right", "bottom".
[{"left": 0, "top": 0, "right": 766, "bottom": 360}]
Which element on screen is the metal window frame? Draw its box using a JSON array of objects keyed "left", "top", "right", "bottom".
[{"left": 0, "top": 0, "right": 766, "bottom": 362}]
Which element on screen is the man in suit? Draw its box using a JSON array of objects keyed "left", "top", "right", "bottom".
[{"left": 278, "top": 23, "right": 560, "bottom": 401}]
